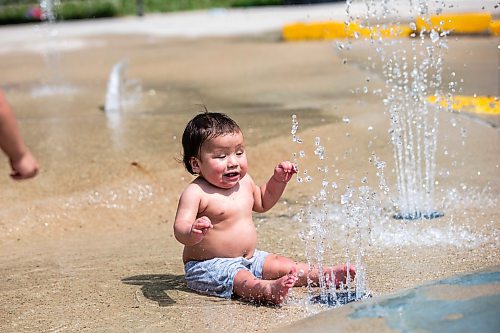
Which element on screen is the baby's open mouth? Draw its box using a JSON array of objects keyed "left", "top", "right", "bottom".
[{"left": 224, "top": 172, "right": 239, "bottom": 178}]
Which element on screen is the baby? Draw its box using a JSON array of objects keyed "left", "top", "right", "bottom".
[{"left": 174, "top": 112, "right": 355, "bottom": 304}]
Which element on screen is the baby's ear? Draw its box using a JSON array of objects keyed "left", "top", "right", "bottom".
[{"left": 190, "top": 157, "right": 200, "bottom": 174}]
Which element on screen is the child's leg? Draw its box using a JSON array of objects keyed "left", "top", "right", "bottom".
[
  {"left": 262, "top": 253, "right": 356, "bottom": 287},
  {"left": 232, "top": 267, "right": 297, "bottom": 304}
]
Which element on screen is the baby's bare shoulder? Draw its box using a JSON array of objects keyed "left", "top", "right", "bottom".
[
  {"left": 191, "top": 177, "right": 217, "bottom": 193},
  {"left": 180, "top": 180, "right": 205, "bottom": 198},
  {"left": 240, "top": 173, "right": 255, "bottom": 185},
  {"left": 240, "top": 173, "right": 258, "bottom": 191},
  {"left": 183, "top": 178, "right": 221, "bottom": 199}
]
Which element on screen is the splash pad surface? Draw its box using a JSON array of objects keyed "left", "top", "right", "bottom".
[
  {"left": 0, "top": 3, "right": 498, "bottom": 333},
  {"left": 275, "top": 266, "right": 500, "bottom": 333}
]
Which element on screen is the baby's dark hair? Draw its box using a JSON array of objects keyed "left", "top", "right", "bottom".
[{"left": 182, "top": 112, "right": 241, "bottom": 174}]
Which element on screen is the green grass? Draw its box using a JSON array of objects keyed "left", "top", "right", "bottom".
[
  {"left": 117, "top": 0, "right": 283, "bottom": 14},
  {"left": 0, "top": 4, "right": 34, "bottom": 24},
  {"left": 0, "top": 0, "right": 284, "bottom": 25},
  {"left": 58, "top": 0, "right": 118, "bottom": 20},
  {"left": 0, "top": 1, "right": 119, "bottom": 24}
]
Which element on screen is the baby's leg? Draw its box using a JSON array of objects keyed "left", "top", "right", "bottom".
[
  {"left": 316, "top": 264, "right": 357, "bottom": 288},
  {"left": 261, "top": 254, "right": 310, "bottom": 286},
  {"left": 233, "top": 267, "right": 297, "bottom": 304},
  {"left": 262, "top": 253, "right": 356, "bottom": 287}
]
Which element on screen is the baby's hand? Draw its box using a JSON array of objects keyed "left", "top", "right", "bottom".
[
  {"left": 273, "top": 161, "right": 297, "bottom": 183},
  {"left": 10, "top": 150, "right": 38, "bottom": 180},
  {"left": 190, "top": 216, "right": 213, "bottom": 244}
]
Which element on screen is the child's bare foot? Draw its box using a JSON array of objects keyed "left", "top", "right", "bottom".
[
  {"left": 269, "top": 267, "right": 298, "bottom": 304},
  {"left": 327, "top": 264, "right": 356, "bottom": 288}
]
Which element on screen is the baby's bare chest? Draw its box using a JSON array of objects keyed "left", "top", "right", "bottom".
[{"left": 200, "top": 190, "right": 254, "bottom": 222}]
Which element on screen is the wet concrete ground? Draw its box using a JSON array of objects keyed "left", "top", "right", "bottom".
[{"left": 275, "top": 266, "right": 500, "bottom": 333}]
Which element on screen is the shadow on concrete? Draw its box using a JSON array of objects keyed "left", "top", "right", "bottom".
[{"left": 122, "top": 273, "right": 193, "bottom": 307}]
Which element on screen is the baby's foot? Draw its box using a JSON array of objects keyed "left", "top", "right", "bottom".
[
  {"left": 269, "top": 267, "right": 298, "bottom": 304},
  {"left": 329, "top": 264, "right": 356, "bottom": 287}
]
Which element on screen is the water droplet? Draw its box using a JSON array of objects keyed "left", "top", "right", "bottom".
[
  {"left": 460, "top": 128, "right": 467, "bottom": 139},
  {"left": 341, "top": 190, "right": 352, "bottom": 205},
  {"left": 375, "top": 160, "right": 386, "bottom": 170},
  {"left": 291, "top": 114, "right": 299, "bottom": 135},
  {"left": 314, "top": 146, "right": 325, "bottom": 160}
]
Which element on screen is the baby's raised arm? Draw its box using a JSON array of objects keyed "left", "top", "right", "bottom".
[
  {"left": 253, "top": 161, "right": 296, "bottom": 213},
  {"left": 174, "top": 185, "right": 213, "bottom": 246}
]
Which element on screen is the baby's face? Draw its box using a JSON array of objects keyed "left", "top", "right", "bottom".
[{"left": 192, "top": 131, "right": 248, "bottom": 189}]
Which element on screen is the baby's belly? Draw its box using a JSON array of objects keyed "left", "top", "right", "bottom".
[{"left": 183, "top": 221, "right": 257, "bottom": 263}]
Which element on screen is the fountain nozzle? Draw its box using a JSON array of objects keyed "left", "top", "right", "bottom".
[{"left": 393, "top": 211, "right": 444, "bottom": 220}]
